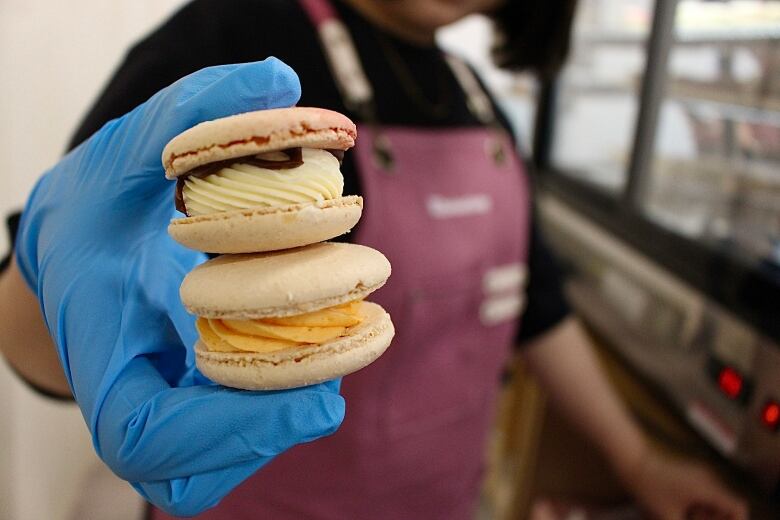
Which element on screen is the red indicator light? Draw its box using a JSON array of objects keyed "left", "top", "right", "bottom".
[
  {"left": 717, "top": 367, "right": 743, "bottom": 399},
  {"left": 761, "top": 401, "right": 779, "bottom": 431}
]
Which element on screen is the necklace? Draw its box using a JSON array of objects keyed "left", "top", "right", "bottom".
[{"left": 372, "top": 28, "right": 452, "bottom": 120}]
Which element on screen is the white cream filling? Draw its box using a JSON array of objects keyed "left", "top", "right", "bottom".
[{"left": 183, "top": 148, "right": 344, "bottom": 216}]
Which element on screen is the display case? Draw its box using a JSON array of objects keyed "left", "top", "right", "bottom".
[
  {"left": 533, "top": 0, "right": 780, "bottom": 501},
  {"left": 644, "top": 1, "right": 780, "bottom": 265},
  {"left": 550, "top": 0, "right": 652, "bottom": 191}
]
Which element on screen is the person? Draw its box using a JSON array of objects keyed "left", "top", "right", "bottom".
[{"left": 0, "top": 1, "right": 748, "bottom": 519}]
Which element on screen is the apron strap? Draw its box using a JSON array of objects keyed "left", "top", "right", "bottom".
[
  {"left": 443, "top": 54, "right": 498, "bottom": 125},
  {"left": 299, "top": 0, "right": 497, "bottom": 125},
  {"left": 299, "top": 0, "right": 374, "bottom": 117}
]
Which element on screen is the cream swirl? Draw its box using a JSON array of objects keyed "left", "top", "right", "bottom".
[
  {"left": 196, "top": 301, "right": 365, "bottom": 353},
  {"left": 182, "top": 148, "right": 344, "bottom": 216}
]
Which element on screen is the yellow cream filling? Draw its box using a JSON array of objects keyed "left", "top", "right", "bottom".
[
  {"left": 198, "top": 301, "right": 364, "bottom": 354},
  {"left": 182, "top": 148, "right": 344, "bottom": 216}
]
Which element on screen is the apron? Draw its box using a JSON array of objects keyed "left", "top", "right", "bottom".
[{"left": 153, "top": 0, "right": 531, "bottom": 517}]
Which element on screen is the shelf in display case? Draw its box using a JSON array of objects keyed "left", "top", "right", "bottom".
[
  {"left": 558, "top": 81, "right": 639, "bottom": 96},
  {"left": 578, "top": 27, "right": 780, "bottom": 47},
  {"left": 577, "top": 30, "right": 648, "bottom": 46},
  {"left": 669, "top": 83, "right": 780, "bottom": 115},
  {"left": 674, "top": 0, "right": 780, "bottom": 43},
  {"left": 669, "top": 94, "right": 780, "bottom": 127},
  {"left": 646, "top": 155, "right": 780, "bottom": 264},
  {"left": 675, "top": 26, "right": 780, "bottom": 44}
]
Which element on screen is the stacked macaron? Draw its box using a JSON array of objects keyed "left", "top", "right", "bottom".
[{"left": 163, "top": 107, "right": 394, "bottom": 390}]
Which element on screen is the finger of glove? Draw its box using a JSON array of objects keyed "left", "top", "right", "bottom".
[
  {"left": 132, "top": 458, "right": 266, "bottom": 517},
  {"left": 98, "top": 57, "right": 301, "bottom": 193},
  {"left": 42, "top": 232, "right": 201, "bottom": 402},
  {"left": 96, "top": 355, "right": 344, "bottom": 483},
  {"left": 51, "top": 251, "right": 342, "bottom": 483},
  {"left": 50, "top": 240, "right": 342, "bottom": 483},
  {"left": 125, "top": 238, "right": 338, "bottom": 393},
  {"left": 134, "top": 231, "right": 205, "bottom": 375}
]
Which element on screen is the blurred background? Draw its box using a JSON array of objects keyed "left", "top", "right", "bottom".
[
  {"left": 1, "top": 0, "right": 778, "bottom": 519},
  {"left": 1, "top": 4, "right": 192, "bottom": 519}
]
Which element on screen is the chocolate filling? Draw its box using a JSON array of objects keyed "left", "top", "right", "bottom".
[{"left": 175, "top": 148, "right": 345, "bottom": 214}]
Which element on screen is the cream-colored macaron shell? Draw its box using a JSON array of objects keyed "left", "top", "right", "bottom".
[
  {"left": 169, "top": 195, "right": 362, "bottom": 254},
  {"left": 180, "top": 242, "right": 391, "bottom": 319},
  {"left": 165, "top": 107, "right": 359, "bottom": 253},
  {"left": 195, "top": 302, "right": 394, "bottom": 390},
  {"left": 163, "top": 107, "right": 356, "bottom": 179}
]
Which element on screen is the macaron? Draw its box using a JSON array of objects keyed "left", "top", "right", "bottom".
[
  {"left": 163, "top": 107, "right": 362, "bottom": 254},
  {"left": 181, "top": 242, "right": 394, "bottom": 390}
]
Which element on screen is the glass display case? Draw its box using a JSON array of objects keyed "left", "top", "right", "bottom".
[
  {"left": 550, "top": 0, "right": 652, "bottom": 191},
  {"left": 539, "top": 0, "right": 780, "bottom": 341},
  {"left": 533, "top": 0, "right": 780, "bottom": 498},
  {"left": 644, "top": 0, "right": 780, "bottom": 265}
]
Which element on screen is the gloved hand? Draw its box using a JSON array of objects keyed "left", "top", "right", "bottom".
[{"left": 15, "top": 58, "right": 345, "bottom": 517}]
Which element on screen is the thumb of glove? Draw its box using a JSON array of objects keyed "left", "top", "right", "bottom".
[{"left": 89, "top": 57, "right": 301, "bottom": 197}]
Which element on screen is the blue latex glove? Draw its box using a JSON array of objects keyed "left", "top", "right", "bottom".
[{"left": 15, "top": 58, "right": 345, "bottom": 517}]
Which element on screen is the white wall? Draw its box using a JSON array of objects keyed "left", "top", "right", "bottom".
[
  {"left": 0, "top": 3, "right": 188, "bottom": 519},
  {"left": 0, "top": 5, "right": 522, "bottom": 520}
]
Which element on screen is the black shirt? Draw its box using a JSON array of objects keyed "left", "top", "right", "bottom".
[{"left": 4, "top": 0, "right": 568, "bottom": 351}]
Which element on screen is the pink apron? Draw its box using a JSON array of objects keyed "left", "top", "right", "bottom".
[{"left": 153, "top": 0, "right": 530, "bottom": 517}]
